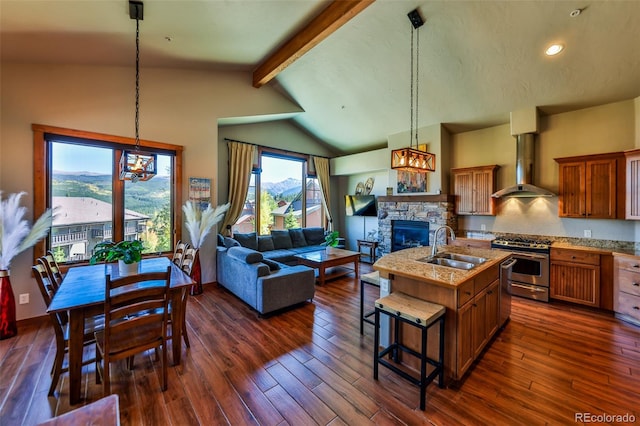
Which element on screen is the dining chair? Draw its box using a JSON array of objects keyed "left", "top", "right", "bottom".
[
  {"left": 32, "top": 263, "right": 103, "bottom": 396},
  {"left": 41, "top": 250, "right": 64, "bottom": 290},
  {"left": 173, "top": 247, "right": 199, "bottom": 348},
  {"left": 172, "top": 240, "right": 190, "bottom": 267},
  {"left": 95, "top": 267, "right": 172, "bottom": 394}
]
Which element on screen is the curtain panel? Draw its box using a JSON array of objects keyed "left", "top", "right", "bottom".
[
  {"left": 220, "top": 142, "right": 256, "bottom": 234},
  {"left": 313, "top": 156, "right": 333, "bottom": 230}
]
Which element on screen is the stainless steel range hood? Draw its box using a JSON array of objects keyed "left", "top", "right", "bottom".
[
  {"left": 491, "top": 133, "right": 555, "bottom": 198},
  {"left": 492, "top": 108, "right": 555, "bottom": 198}
]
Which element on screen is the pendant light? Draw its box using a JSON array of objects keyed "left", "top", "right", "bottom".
[
  {"left": 391, "top": 9, "right": 436, "bottom": 173},
  {"left": 120, "top": 0, "right": 157, "bottom": 183}
]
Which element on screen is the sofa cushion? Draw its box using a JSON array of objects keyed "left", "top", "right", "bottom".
[
  {"left": 271, "top": 230, "right": 293, "bottom": 249},
  {"left": 234, "top": 232, "right": 258, "bottom": 250},
  {"left": 289, "top": 228, "right": 308, "bottom": 248},
  {"left": 303, "top": 227, "right": 326, "bottom": 245},
  {"left": 258, "top": 235, "right": 275, "bottom": 252},
  {"left": 217, "top": 233, "right": 225, "bottom": 246},
  {"left": 227, "top": 246, "right": 263, "bottom": 264},
  {"left": 223, "top": 237, "right": 241, "bottom": 248}
]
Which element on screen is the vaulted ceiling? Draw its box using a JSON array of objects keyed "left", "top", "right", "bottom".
[{"left": 2, "top": 0, "right": 639, "bottom": 155}]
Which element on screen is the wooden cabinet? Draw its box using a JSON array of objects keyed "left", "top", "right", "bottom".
[
  {"left": 550, "top": 247, "right": 600, "bottom": 307},
  {"left": 624, "top": 149, "right": 640, "bottom": 220},
  {"left": 555, "top": 152, "right": 625, "bottom": 219},
  {"left": 456, "top": 271, "right": 500, "bottom": 376},
  {"left": 613, "top": 254, "right": 640, "bottom": 327},
  {"left": 451, "top": 165, "right": 499, "bottom": 216}
]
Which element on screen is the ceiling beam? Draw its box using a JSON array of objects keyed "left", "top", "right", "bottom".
[{"left": 252, "top": 0, "right": 375, "bottom": 88}]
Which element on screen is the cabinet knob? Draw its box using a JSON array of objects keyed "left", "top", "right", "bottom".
[
  {"left": 633, "top": 282, "right": 639, "bottom": 287},
  {"left": 488, "top": 290, "right": 493, "bottom": 295},
  {"left": 633, "top": 264, "right": 639, "bottom": 268},
  {"left": 634, "top": 306, "right": 639, "bottom": 311},
  {"left": 465, "top": 291, "right": 471, "bottom": 295},
  {"left": 572, "top": 256, "right": 576, "bottom": 259}
]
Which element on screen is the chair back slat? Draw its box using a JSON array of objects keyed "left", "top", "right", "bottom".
[
  {"left": 180, "top": 248, "right": 199, "bottom": 277},
  {"left": 42, "top": 251, "right": 64, "bottom": 289},
  {"left": 172, "top": 240, "right": 190, "bottom": 267}
]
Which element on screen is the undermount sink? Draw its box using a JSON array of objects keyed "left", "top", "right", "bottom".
[
  {"left": 435, "top": 252, "right": 487, "bottom": 265},
  {"left": 416, "top": 252, "right": 487, "bottom": 270}
]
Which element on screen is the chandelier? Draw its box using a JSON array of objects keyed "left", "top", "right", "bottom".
[
  {"left": 120, "top": 0, "right": 157, "bottom": 183},
  {"left": 391, "top": 9, "right": 436, "bottom": 173}
]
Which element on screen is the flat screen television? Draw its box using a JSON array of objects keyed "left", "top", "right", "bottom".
[{"left": 345, "top": 195, "right": 377, "bottom": 217}]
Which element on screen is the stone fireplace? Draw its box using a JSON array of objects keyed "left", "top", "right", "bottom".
[{"left": 377, "top": 195, "right": 457, "bottom": 255}]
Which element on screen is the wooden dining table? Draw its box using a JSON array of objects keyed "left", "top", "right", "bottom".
[{"left": 47, "top": 256, "right": 195, "bottom": 405}]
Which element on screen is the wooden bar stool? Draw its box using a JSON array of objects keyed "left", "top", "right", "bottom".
[
  {"left": 373, "top": 292, "right": 445, "bottom": 410},
  {"left": 360, "top": 271, "right": 380, "bottom": 335}
]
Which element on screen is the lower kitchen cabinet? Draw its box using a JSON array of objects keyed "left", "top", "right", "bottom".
[
  {"left": 614, "top": 253, "right": 640, "bottom": 327},
  {"left": 550, "top": 247, "right": 600, "bottom": 307}
]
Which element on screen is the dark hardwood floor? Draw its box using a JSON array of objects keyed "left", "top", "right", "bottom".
[{"left": 2, "top": 263, "right": 639, "bottom": 425}]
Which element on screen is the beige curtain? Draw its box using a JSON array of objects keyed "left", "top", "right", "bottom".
[
  {"left": 313, "top": 156, "right": 333, "bottom": 230},
  {"left": 220, "top": 142, "right": 256, "bottom": 234}
]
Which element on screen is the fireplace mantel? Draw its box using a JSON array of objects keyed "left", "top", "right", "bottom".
[{"left": 378, "top": 194, "right": 454, "bottom": 203}]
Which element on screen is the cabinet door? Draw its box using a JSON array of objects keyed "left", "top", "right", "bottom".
[
  {"left": 558, "top": 161, "right": 586, "bottom": 217},
  {"left": 626, "top": 151, "right": 640, "bottom": 220},
  {"left": 485, "top": 280, "right": 501, "bottom": 338},
  {"left": 472, "top": 288, "right": 488, "bottom": 357},
  {"left": 550, "top": 261, "right": 600, "bottom": 307},
  {"left": 456, "top": 300, "right": 474, "bottom": 377},
  {"left": 453, "top": 171, "right": 474, "bottom": 214},
  {"left": 586, "top": 158, "right": 616, "bottom": 219},
  {"left": 472, "top": 169, "right": 495, "bottom": 215}
]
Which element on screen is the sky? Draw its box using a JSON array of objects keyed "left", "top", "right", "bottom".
[
  {"left": 52, "top": 142, "right": 171, "bottom": 176},
  {"left": 261, "top": 155, "right": 303, "bottom": 183}
]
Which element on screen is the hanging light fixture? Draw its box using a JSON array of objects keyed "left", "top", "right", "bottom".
[
  {"left": 391, "top": 9, "right": 436, "bottom": 173},
  {"left": 120, "top": 0, "right": 157, "bottom": 183}
]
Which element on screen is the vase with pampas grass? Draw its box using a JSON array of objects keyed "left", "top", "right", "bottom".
[
  {"left": 182, "top": 201, "right": 229, "bottom": 295},
  {"left": 0, "top": 192, "right": 53, "bottom": 340}
]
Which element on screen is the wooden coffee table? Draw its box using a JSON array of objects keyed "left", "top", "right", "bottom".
[{"left": 295, "top": 248, "right": 360, "bottom": 285}]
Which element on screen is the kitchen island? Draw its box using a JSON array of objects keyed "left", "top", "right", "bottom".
[{"left": 373, "top": 245, "right": 511, "bottom": 383}]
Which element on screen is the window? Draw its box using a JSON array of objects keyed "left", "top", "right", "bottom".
[
  {"left": 232, "top": 148, "right": 324, "bottom": 235},
  {"left": 33, "top": 124, "right": 183, "bottom": 265}
]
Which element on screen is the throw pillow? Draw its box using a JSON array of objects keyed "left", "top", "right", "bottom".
[
  {"left": 289, "top": 228, "right": 308, "bottom": 248},
  {"left": 234, "top": 232, "right": 258, "bottom": 250},
  {"left": 303, "top": 227, "right": 326, "bottom": 245},
  {"left": 227, "top": 246, "right": 263, "bottom": 264},
  {"left": 271, "top": 230, "right": 293, "bottom": 249},
  {"left": 217, "top": 233, "right": 225, "bottom": 246},
  {"left": 258, "top": 235, "right": 275, "bottom": 252},
  {"left": 261, "top": 258, "right": 282, "bottom": 272},
  {"left": 223, "top": 237, "right": 240, "bottom": 248}
]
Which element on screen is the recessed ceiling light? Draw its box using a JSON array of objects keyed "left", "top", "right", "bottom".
[{"left": 545, "top": 44, "right": 564, "bottom": 56}]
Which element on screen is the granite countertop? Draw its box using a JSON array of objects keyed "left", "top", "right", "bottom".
[
  {"left": 373, "top": 245, "right": 511, "bottom": 288},
  {"left": 551, "top": 242, "right": 640, "bottom": 257}
]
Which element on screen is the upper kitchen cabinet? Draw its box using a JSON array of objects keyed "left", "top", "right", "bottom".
[
  {"left": 555, "top": 152, "right": 626, "bottom": 219},
  {"left": 625, "top": 149, "right": 640, "bottom": 220},
  {"left": 451, "top": 165, "right": 500, "bottom": 215}
]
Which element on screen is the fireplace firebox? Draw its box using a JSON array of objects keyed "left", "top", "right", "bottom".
[{"left": 391, "top": 220, "right": 429, "bottom": 252}]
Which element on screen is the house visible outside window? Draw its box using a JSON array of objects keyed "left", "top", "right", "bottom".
[
  {"left": 32, "top": 124, "right": 183, "bottom": 265},
  {"left": 232, "top": 149, "right": 324, "bottom": 235}
]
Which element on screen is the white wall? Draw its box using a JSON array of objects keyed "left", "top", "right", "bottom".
[{"left": 1, "top": 62, "right": 303, "bottom": 320}]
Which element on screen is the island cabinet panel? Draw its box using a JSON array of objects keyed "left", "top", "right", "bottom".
[
  {"left": 550, "top": 248, "right": 600, "bottom": 307},
  {"left": 625, "top": 149, "right": 640, "bottom": 219},
  {"left": 391, "top": 263, "right": 501, "bottom": 382},
  {"left": 614, "top": 254, "right": 640, "bottom": 327},
  {"left": 451, "top": 165, "right": 499, "bottom": 216},
  {"left": 555, "top": 152, "right": 625, "bottom": 219}
]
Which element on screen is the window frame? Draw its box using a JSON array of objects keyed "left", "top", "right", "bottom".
[{"left": 32, "top": 124, "right": 183, "bottom": 269}]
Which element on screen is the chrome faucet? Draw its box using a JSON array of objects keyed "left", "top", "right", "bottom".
[{"left": 431, "top": 225, "right": 456, "bottom": 257}]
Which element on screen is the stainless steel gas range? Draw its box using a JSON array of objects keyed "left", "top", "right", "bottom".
[{"left": 491, "top": 237, "right": 551, "bottom": 302}]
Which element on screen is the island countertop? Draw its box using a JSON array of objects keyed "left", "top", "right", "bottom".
[{"left": 373, "top": 245, "right": 511, "bottom": 288}]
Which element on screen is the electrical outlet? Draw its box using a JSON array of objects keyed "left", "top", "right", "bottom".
[
  {"left": 480, "top": 224, "right": 487, "bottom": 231},
  {"left": 584, "top": 229, "right": 592, "bottom": 238},
  {"left": 380, "top": 277, "right": 390, "bottom": 293},
  {"left": 19, "top": 293, "right": 29, "bottom": 304}
]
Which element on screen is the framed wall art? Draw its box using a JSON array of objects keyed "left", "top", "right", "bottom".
[{"left": 189, "top": 177, "right": 211, "bottom": 210}]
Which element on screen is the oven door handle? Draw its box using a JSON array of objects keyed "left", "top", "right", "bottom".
[
  {"left": 511, "top": 283, "right": 548, "bottom": 292},
  {"left": 512, "top": 252, "right": 549, "bottom": 261},
  {"left": 501, "top": 258, "right": 517, "bottom": 269}
]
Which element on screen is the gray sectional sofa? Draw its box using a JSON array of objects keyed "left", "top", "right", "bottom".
[
  {"left": 216, "top": 234, "right": 318, "bottom": 315},
  {"left": 231, "top": 227, "right": 328, "bottom": 265}
]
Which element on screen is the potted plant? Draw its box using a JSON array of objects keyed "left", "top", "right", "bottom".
[
  {"left": 323, "top": 231, "right": 340, "bottom": 252},
  {"left": 90, "top": 240, "right": 144, "bottom": 276}
]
